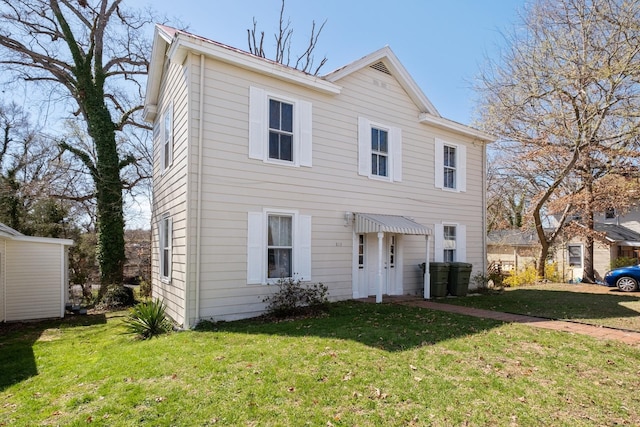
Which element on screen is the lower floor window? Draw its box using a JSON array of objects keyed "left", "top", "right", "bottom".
[
  {"left": 443, "top": 225, "right": 456, "bottom": 262},
  {"left": 268, "top": 215, "right": 293, "bottom": 279},
  {"left": 567, "top": 244, "right": 583, "bottom": 268},
  {"left": 160, "top": 214, "right": 172, "bottom": 281},
  {"left": 247, "top": 210, "right": 312, "bottom": 284}
]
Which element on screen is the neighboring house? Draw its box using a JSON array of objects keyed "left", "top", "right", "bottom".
[
  {"left": 487, "top": 229, "right": 540, "bottom": 273},
  {"left": 0, "top": 223, "right": 73, "bottom": 322},
  {"left": 488, "top": 207, "right": 640, "bottom": 282},
  {"left": 144, "top": 25, "right": 495, "bottom": 327},
  {"left": 557, "top": 209, "right": 640, "bottom": 282}
]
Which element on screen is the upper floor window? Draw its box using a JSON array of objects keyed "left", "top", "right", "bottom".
[
  {"left": 358, "top": 117, "right": 402, "bottom": 182},
  {"left": 435, "top": 139, "right": 466, "bottom": 192},
  {"left": 371, "top": 128, "right": 388, "bottom": 177},
  {"left": 161, "top": 105, "right": 173, "bottom": 172},
  {"left": 249, "top": 87, "right": 312, "bottom": 167},
  {"left": 443, "top": 145, "right": 456, "bottom": 189},
  {"left": 269, "top": 99, "right": 294, "bottom": 162}
]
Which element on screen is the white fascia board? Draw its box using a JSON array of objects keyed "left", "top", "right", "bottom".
[
  {"left": 143, "top": 26, "right": 174, "bottom": 123},
  {"left": 168, "top": 35, "right": 342, "bottom": 96},
  {"left": 419, "top": 113, "right": 497, "bottom": 143},
  {"left": 13, "top": 235, "right": 74, "bottom": 246}
]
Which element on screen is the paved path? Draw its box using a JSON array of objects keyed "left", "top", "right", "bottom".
[{"left": 359, "top": 296, "right": 640, "bottom": 346}]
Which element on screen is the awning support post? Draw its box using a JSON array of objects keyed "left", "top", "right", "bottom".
[
  {"left": 377, "top": 232, "right": 384, "bottom": 303},
  {"left": 424, "top": 234, "right": 431, "bottom": 299}
]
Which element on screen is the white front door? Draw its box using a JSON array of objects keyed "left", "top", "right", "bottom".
[{"left": 359, "top": 233, "right": 399, "bottom": 297}]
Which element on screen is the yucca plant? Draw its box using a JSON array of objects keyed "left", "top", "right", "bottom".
[{"left": 123, "top": 299, "right": 172, "bottom": 339}]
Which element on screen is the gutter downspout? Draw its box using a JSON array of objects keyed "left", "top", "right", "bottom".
[
  {"left": 60, "top": 245, "right": 65, "bottom": 318},
  {"left": 482, "top": 142, "right": 488, "bottom": 278},
  {"left": 195, "top": 53, "right": 205, "bottom": 323},
  {"left": 2, "top": 240, "right": 5, "bottom": 322}
]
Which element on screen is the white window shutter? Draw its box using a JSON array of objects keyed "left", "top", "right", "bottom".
[
  {"left": 434, "top": 223, "right": 444, "bottom": 262},
  {"left": 434, "top": 139, "right": 444, "bottom": 189},
  {"left": 249, "top": 86, "right": 266, "bottom": 160},
  {"left": 298, "top": 100, "right": 313, "bottom": 167},
  {"left": 247, "top": 212, "right": 265, "bottom": 284},
  {"left": 296, "top": 215, "right": 312, "bottom": 281},
  {"left": 357, "top": 117, "right": 371, "bottom": 176},
  {"left": 457, "top": 224, "right": 467, "bottom": 262},
  {"left": 458, "top": 144, "right": 467, "bottom": 192},
  {"left": 391, "top": 126, "right": 402, "bottom": 182}
]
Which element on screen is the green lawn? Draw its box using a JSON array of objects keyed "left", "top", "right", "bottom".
[
  {"left": 1, "top": 301, "right": 639, "bottom": 426},
  {"left": 438, "top": 283, "right": 640, "bottom": 332}
]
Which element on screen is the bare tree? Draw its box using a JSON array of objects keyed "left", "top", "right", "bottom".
[
  {"left": 476, "top": 0, "right": 640, "bottom": 280},
  {"left": 248, "top": 0, "right": 328, "bottom": 75},
  {"left": 0, "top": 0, "right": 153, "bottom": 290}
]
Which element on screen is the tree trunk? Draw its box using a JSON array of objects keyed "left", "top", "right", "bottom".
[
  {"left": 85, "top": 96, "right": 125, "bottom": 291},
  {"left": 582, "top": 179, "right": 596, "bottom": 283}
]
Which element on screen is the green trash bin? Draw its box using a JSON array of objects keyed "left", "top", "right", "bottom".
[
  {"left": 448, "top": 262, "right": 473, "bottom": 296},
  {"left": 429, "top": 262, "right": 450, "bottom": 297}
]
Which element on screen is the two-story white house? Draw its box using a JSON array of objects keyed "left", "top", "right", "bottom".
[{"left": 144, "top": 25, "right": 495, "bottom": 327}]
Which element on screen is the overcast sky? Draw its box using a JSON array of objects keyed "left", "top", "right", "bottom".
[{"left": 131, "top": 0, "right": 527, "bottom": 126}]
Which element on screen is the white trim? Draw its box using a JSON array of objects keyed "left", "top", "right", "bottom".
[{"left": 419, "top": 113, "right": 495, "bottom": 143}]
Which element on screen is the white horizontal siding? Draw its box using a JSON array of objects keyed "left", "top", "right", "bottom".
[
  {"left": 4, "top": 240, "right": 63, "bottom": 321},
  {"left": 153, "top": 51, "right": 487, "bottom": 323},
  {"left": 150, "top": 52, "right": 192, "bottom": 327},
  {"left": 186, "top": 59, "right": 485, "bottom": 321}
]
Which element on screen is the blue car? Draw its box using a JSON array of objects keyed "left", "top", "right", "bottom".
[{"left": 604, "top": 264, "right": 640, "bottom": 292}]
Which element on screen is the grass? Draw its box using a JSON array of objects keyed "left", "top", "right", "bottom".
[
  {"left": 439, "top": 282, "right": 640, "bottom": 332},
  {"left": 1, "top": 301, "right": 639, "bottom": 426}
]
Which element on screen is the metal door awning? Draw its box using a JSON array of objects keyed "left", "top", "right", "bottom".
[{"left": 354, "top": 213, "right": 431, "bottom": 235}]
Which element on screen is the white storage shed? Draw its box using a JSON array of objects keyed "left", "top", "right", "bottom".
[{"left": 0, "top": 223, "right": 73, "bottom": 322}]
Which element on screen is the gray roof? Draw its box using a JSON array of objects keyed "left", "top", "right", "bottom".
[
  {"left": 595, "top": 223, "right": 640, "bottom": 245},
  {"left": 487, "top": 229, "right": 540, "bottom": 247},
  {"left": 0, "top": 222, "right": 23, "bottom": 237}
]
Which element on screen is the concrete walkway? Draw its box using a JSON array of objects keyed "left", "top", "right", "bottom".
[{"left": 359, "top": 296, "right": 640, "bottom": 346}]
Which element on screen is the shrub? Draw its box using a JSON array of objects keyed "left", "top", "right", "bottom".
[
  {"left": 611, "top": 256, "right": 638, "bottom": 269},
  {"left": 101, "top": 284, "right": 135, "bottom": 308},
  {"left": 138, "top": 278, "right": 152, "bottom": 298},
  {"left": 471, "top": 273, "right": 489, "bottom": 290},
  {"left": 503, "top": 265, "right": 539, "bottom": 287},
  {"left": 263, "top": 277, "right": 329, "bottom": 318},
  {"left": 544, "top": 262, "right": 562, "bottom": 282},
  {"left": 123, "top": 299, "right": 172, "bottom": 339}
]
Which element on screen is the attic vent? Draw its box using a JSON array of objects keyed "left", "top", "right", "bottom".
[{"left": 370, "top": 61, "right": 391, "bottom": 75}]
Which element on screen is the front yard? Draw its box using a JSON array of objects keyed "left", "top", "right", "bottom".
[
  {"left": 1, "top": 298, "right": 639, "bottom": 426},
  {"left": 439, "top": 282, "right": 640, "bottom": 332}
]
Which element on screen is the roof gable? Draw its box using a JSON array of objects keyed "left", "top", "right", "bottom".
[{"left": 323, "top": 46, "right": 440, "bottom": 117}]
